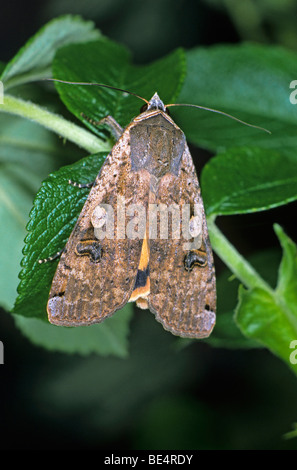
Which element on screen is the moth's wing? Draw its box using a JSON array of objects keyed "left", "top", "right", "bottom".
[
  {"left": 47, "top": 129, "right": 149, "bottom": 326},
  {"left": 148, "top": 144, "right": 216, "bottom": 338}
]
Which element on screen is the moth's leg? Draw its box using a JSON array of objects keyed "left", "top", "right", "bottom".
[
  {"left": 99, "top": 115, "right": 123, "bottom": 140},
  {"left": 69, "top": 114, "right": 123, "bottom": 189},
  {"left": 80, "top": 112, "right": 123, "bottom": 140},
  {"left": 69, "top": 115, "right": 123, "bottom": 188},
  {"left": 68, "top": 180, "right": 94, "bottom": 189},
  {"left": 38, "top": 249, "right": 64, "bottom": 264}
]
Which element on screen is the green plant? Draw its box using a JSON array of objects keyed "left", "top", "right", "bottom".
[{"left": 1, "top": 16, "right": 297, "bottom": 372}]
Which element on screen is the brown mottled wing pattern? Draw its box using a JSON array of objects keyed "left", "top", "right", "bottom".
[
  {"left": 149, "top": 143, "right": 216, "bottom": 338},
  {"left": 47, "top": 127, "right": 149, "bottom": 326}
]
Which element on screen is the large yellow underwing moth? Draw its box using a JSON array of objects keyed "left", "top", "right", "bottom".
[{"left": 42, "top": 82, "right": 270, "bottom": 339}]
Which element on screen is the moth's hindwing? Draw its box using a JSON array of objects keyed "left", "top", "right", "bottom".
[
  {"left": 47, "top": 127, "right": 149, "bottom": 326},
  {"left": 146, "top": 116, "right": 216, "bottom": 338}
]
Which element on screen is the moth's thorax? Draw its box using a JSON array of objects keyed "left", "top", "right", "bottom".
[
  {"left": 129, "top": 107, "right": 185, "bottom": 179},
  {"left": 134, "top": 107, "right": 174, "bottom": 125}
]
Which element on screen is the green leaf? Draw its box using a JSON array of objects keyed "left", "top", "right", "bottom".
[
  {"left": 236, "top": 286, "right": 297, "bottom": 374},
  {"left": 14, "top": 152, "right": 107, "bottom": 319},
  {"left": 207, "top": 248, "right": 281, "bottom": 349},
  {"left": 176, "top": 43, "right": 297, "bottom": 152},
  {"left": 13, "top": 305, "right": 132, "bottom": 357},
  {"left": 283, "top": 423, "right": 297, "bottom": 440},
  {"left": 0, "top": 113, "right": 80, "bottom": 310},
  {"left": 1, "top": 15, "right": 101, "bottom": 89},
  {"left": 235, "top": 225, "right": 297, "bottom": 375},
  {"left": 274, "top": 224, "right": 297, "bottom": 316},
  {"left": 201, "top": 147, "right": 297, "bottom": 216},
  {"left": 52, "top": 39, "right": 186, "bottom": 133}
]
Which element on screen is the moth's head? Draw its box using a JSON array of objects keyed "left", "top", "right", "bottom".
[
  {"left": 140, "top": 92, "right": 170, "bottom": 114},
  {"left": 147, "top": 92, "right": 166, "bottom": 111}
]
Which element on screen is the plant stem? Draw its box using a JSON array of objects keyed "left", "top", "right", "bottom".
[
  {"left": 207, "top": 217, "right": 273, "bottom": 293},
  {"left": 0, "top": 94, "right": 111, "bottom": 154}
]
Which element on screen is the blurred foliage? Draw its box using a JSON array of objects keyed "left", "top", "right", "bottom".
[{"left": 204, "top": 0, "right": 297, "bottom": 51}]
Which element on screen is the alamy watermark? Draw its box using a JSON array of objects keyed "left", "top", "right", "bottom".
[
  {"left": 91, "top": 196, "right": 204, "bottom": 251},
  {"left": 289, "top": 80, "right": 297, "bottom": 104},
  {"left": 0, "top": 341, "right": 3, "bottom": 364},
  {"left": 0, "top": 81, "right": 3, "bottom": 104}
]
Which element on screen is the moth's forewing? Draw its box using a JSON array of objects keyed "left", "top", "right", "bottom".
[
  {"left": 147, "top": 115, "right": 216, "bottom": 338},
  {"left": 46, "top": 95, "right": 216, "bottom": 338},
  {"left": 47, "top": 127, "right": 149, "bottom": 326}
]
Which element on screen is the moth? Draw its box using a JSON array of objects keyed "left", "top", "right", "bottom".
[{"left": 41, "top": 82, "right": 270, "bottom": 338}]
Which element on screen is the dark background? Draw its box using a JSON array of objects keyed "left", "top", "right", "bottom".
[{"left": 1, "top": 0, "right": 297, "bottom": 450}]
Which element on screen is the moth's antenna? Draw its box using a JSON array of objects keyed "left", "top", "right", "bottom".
[
  {"left": 166, "top": 103, "right": 271, "bottom": 134},
  {"left": 45, "top": 78, "right": 149, "bottom": 105},
  {"left": 45, "top": 79, "right": 270, "bottom": 134}
]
